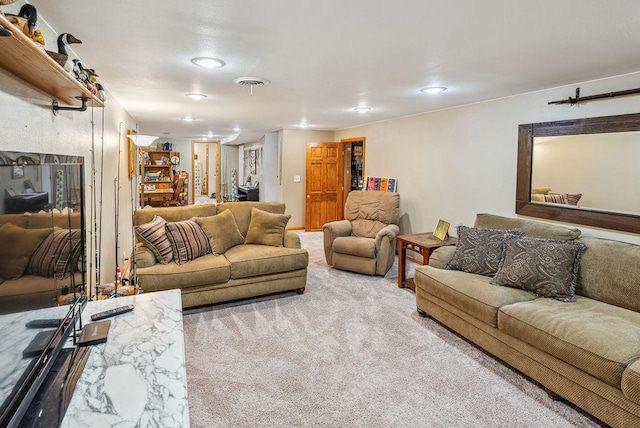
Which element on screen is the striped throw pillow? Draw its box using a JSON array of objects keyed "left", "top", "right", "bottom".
[
  {"left": 27, "top": 227, "right": 82, "bottom": 278},
  {"left": 165, "top": 218, "right": 211, "bottom": 265},
  {"left": 544, "top": 193, "right": 568, "bottom": 204},
  {"left": 135, "top": 215, "right": 173, "bottom": 264}
]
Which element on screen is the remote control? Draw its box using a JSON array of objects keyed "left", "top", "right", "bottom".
[
  {"left": 90, "top": 304, "right": 134, "bottom": 321},
  {"left": 26, "top": 318, "right": 62, "bottom": 328}
]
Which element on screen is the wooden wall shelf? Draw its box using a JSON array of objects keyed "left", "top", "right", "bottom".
[{"left": 0, "top": 15, "right": 103, "bottom": 108}]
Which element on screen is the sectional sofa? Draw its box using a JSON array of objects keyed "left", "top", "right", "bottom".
[
  {"left": 132, "top": 202, "right": 308, "bottom": 309},
  {"left": 414, "top": 213, "right": 640, "bottom": 427}
]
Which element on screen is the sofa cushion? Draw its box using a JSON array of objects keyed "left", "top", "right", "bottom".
[
  {"left": 26, "top": 227, "right": 82, "bottom": 278},
  {"left": 245, "top": 208, "right": 291, "bottom": 247},
  {"left": 577, "top": 236, "right": 640, "bottom": 314},
  {"left": 0, "top": 224, "right": 51, "bottom": 279},
  {"left": 492, "top": 236, "right": 586, "bottom": 302},
  {"left": 622, "top": 359, "right": 640, "bottom": 405},
  {"left": 446, "top": 225, "right": 522, "bottom": 276},
  {"left": 196, "top": 210, "right": 245, "bottom": 254},
  {"left": 225, "top": 244, "right": 308, "bottom": 279},
  {"left": 136, "top": 253, "right": 230, "bottom": 292},
  {"left": 333, "top": 236, "right": 376, "bottom": 259},
  {"left": 217, "top": 202, "right": 285, "bottom": 237},
  {"left": 135, "top": 215, "right": 173, "bottom": 264},
  {"left": 498, "top": 296, "right": 640, "bottom": 388},
  {"left": 165, "top": 218, "right": 211, "bottom": 265},
  {"left": 474, "top": 213, "right": 581, "bottom": 240},
  {"left": 414, "top": 265, "right": 537, "bottom": 327}
]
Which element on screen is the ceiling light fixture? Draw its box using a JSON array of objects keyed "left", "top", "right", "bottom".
[
  {"left": 354, "top": 107, "right": 372, "bottom": 113},
  {"left": 182, "top": 117, "right": 195, "bottom": 122},
  {"left": 420, "top": 86, "right": 447, "bottom": 94},
  {"left": 191, "top": 57, "right": 226, "bottom": 68},
  {"left": 186, "top": 93, "right": 207, "bottom": 101},
  {"left": 299, "top": 122, "right": 309, "bottom": 128},
  {"left": 234, "top": 77, "right": 270, "bottom": 95},
  {"left": 233, "top": 126, "right": 240, "bottom": 132}
]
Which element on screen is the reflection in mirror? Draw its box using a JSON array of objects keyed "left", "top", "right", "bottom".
[
  {"left": 516, "top": 113, "right": 640, "bottom": 234},
  {"left": 0, "top": 151, "right": 86, "bottom": 426},
  {"left": 532, "top": 132, "right": 640, "bottom": 215}
]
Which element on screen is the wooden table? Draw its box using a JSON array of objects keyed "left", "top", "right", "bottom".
[{"left": 397, "top": 232, "right": 457, "bottom": 290}]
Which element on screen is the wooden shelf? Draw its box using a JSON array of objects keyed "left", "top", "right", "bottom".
[{"left": 0, "top": 15, "right": 103, "bottom": 108}]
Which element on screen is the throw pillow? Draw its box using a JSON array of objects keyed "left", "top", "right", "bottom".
[
  {"left": 446, "top": 225, "right": 523, "bottom": 276},
  {"left": 27, "top": 227, "right": 82, "bottom": 278},
  {"left": 245, "top": 208, "right": 291, "bottom": 247},
  {"left": 492, "top": 235, "right": 586, "bottom": 302},
  {"left": 0, "top": 223, "right": 52, "bottom": 279},
  {"left": 135, "top": 215, "right": 173, "bottom": 264},
  {"left": 165, "top": 218, "right": 211, "bottom": 265},
  {"left": 544, "top": 193, "right": 568, "bottom": 204},
  {"left": 195, "top": 210, "right": 245, "bottom": 255},
  {"left": 549, "top": 192, "right": 582, "bottom": 206}
]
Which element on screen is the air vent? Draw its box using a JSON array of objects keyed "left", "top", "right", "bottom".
[{"left": 234, "top": 77, "right": 270, "bottom": 94}]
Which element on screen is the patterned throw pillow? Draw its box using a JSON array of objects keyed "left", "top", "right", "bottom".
[
  {"left": 244, "top": 208, "right": 291, "bottom": 247},
  {"left": 544, "top": 193, "right": 568, "bottom": 204},
  {"left": 165, "top": 218, "right": 211, "bottom": 265},
  {"left": 446, "top": 225, "right": 523, "bottom": 276},
  {"left": 549, "top": 192, "right": 582, "bottom": 206},
  {"left": 135, "top": 215, "right": 173, "bottom": 264},
  {"left": 492, "top": 235, "right": 586, "bottom": 302},
  {"left": 27, "top": 227, "right": 82, "bottom": 278}
]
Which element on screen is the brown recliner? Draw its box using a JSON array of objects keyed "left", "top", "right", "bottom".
[{"left": 323, "top": 191, "right": 400, "bottom": 276}]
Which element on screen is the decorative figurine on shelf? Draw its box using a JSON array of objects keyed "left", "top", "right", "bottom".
[
  {"left": 5, "top": 4, "right": 45, "bottom": 48},
  {"left": 95, "top": 83, "right": 106, "bottom": 103},
  {"left": 46, "top": 33, "right": 82, "bottom": 72}
]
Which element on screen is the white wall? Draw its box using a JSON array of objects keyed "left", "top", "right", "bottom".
[
  {"left": 281, "top": 129, "right": 335, "bottom": 228},
  {"left": 261, "top": 132, "right": 280, "bottom": 202},
  {"left": 334, "top": 73, "right": 640, "bottom": 245}
]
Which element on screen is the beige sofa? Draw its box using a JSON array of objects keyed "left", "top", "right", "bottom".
[
  {"left": 0, "top": 212, "right": 83, "bottom": 314},
  {"left": 132, "top": 202, "right": 308, "bottom": 309},
  {"left": 414, "top": 214, "right": 640, "bottom": 427}
]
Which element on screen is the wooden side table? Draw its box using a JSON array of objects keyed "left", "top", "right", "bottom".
[{"left": 397, "top": 232, "right": 457, "bottom": 290}]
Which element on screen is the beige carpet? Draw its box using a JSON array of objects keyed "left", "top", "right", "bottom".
[{"left": 183, "top": 231, "right": 603, "bottom": 428}]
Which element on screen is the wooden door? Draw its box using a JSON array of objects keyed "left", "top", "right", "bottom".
[{"left": 305, "top": 142, "right": 344, "bottom": 231}]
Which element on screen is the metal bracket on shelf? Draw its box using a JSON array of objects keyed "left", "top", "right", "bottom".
[{"left": 52, "top": 96, "right": 89, "bottom": 115}]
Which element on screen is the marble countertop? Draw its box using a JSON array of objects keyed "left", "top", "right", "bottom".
[{"left": 61, "top": 289, "right": 189, "bottom": 427}]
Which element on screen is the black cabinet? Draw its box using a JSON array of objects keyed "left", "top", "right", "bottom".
[{"left": 237, "top": 186, "right": 259, "bottom": 201}]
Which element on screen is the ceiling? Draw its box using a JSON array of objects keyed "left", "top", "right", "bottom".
[{"left": 26, "top": 0, "right": 640, "bottom": 143}]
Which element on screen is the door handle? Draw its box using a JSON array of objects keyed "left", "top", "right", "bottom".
[{"left": 307, "top": 195, "right": 310, "bottom": 199}]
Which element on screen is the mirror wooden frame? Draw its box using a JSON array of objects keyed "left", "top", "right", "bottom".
[{"left": 516, "top": 112, "right": 640, "bottom": 234}]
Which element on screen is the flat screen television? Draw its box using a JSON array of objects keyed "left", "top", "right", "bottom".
[{"left": 0, "top": 151, "right": 87, "bottom": 427}]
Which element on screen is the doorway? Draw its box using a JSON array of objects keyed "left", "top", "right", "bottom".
[
  {"left": 191, "top": 140, "right": 221, "bottom": 204},
  {"left": 341, "top": 137, "right": 366, "bottom": 203}
]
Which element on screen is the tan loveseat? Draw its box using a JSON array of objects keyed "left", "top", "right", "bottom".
[
  {"left": 414, "top": 214, "right": 640, "bottom": 427},
  {"left": 132, "top": 202, "right": 308, "bottom": 309},
  {"left": 0, "top": 212, "right": 83, "bottom": 314}
]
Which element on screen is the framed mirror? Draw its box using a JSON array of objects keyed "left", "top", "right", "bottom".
[{"left": 516, "top": 113, "right": 640, "bottom": 234}]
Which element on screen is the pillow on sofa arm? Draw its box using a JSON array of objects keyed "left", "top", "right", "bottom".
[
  {"left": 135, "top": 215, "right": 173, "bottom": 264},
  {"left": 27, "top": 227, "right": 82, "bottom": 278},
  {"left": 446, "top": 225, "right": 523, "bottom": 276},
  {"left": 245, "top": 208, "right": 291, "bottom": 247},
  {"left": 196, "top": 210, "right": 245, "bottom": 254},
  {"left": 492, "top": 235, "right": 586, "bottom": 302}
]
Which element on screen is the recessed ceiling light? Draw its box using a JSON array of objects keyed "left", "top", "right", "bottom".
[
  {"left": 182, "top": 117, "right": 195, "bottom": 122},
  {"left": 299, "top": 122, "right": 309, "bottom": 128},
  {"left": 191, "top": 57, "right": 226, "bottom": 68},
  {"left": 354, "top": 107, "right": 372, "bottom": 113},
  {"left": 186, "top": 93, "right": 207, "bottom": 101},
  {"left": 207, "top": 132, "right": 214, "bottom": 138},
  {"left": 420, "top": 86, "right": 447, "bottom": 94},
  {"left": 233, "top": 126, "right": 240, "bottom": 132}
]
